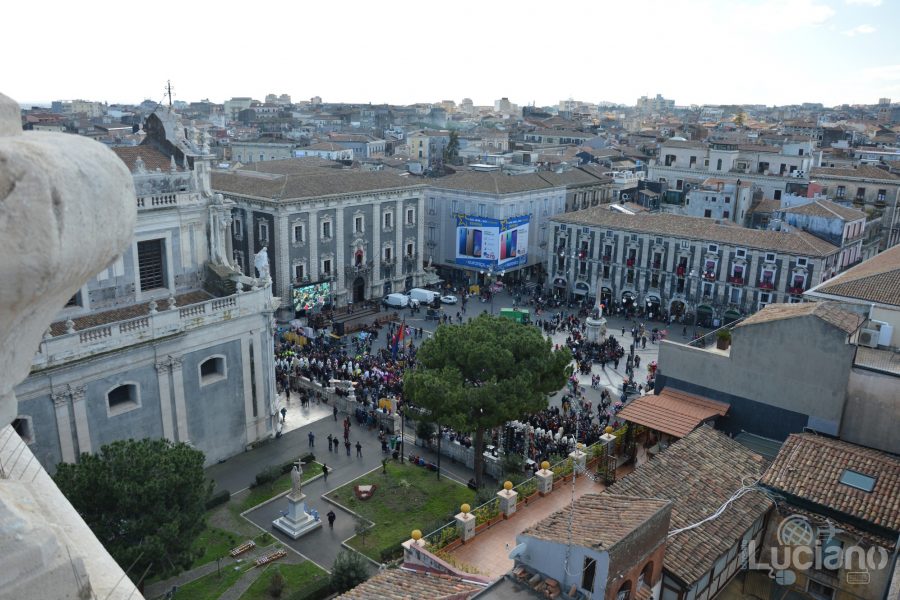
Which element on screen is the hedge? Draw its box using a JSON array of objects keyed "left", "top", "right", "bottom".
[
  {"left": 205, "top": 489, "right": 231, "bottom": 510},
  {"left": 286, "top": 576, "right": 332, "bottom": 600},
  {"left": 252, "top": 465, "right": 282, "bottom": 488},
  {"left": 379, "top": 543, "right": 405, "bottom": 562}
]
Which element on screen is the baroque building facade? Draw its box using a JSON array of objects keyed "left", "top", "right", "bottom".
[{"left": 14, "top": 108, "right": 278, "bottom": 472}]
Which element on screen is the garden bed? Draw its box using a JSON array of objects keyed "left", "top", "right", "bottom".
[
  {"left": 238, "top": 561, "right": 329, "bottom": 600},
  {"left": 324, "top": 463, "right": 474, "bottom": 561},
  {"left": 234, "top": 462, "right": 323, "bottom": 514}
]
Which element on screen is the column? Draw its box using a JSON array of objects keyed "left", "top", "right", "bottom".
[
  {"left": 246, "top": 209, "right": 255, "bottom": 270},
  {"left": 372, "top": 203, "right": 382, "bottom": 289},
  {"left": 253, "top": 330, "right": 269, "bottom": 439},
  {"left": 417, "top": 194, "right": 426, "bottom": 286},
  {"left": 222, "top": 216, "right": 234, "bottom": 268},
  {"left": 747, "top": 252, "right": 760, "bottom": 311},
  {"left": 241, "top": 335, "right": 257, "bottom": 444},
  {"left": 155, "top": 360, "right": 175, "bottom": 441},
  {"left": 70, "top": 385, "right": 91, "bottom": 456},
  {"left": 335, "top": 206, "right": 346, "bottom": 297},
  {"left": 170, "top": 356, "right": 189, "bottom": 442},
  {"left": 308, "top": 210, "right": 319, "bottom": 280},
  {"left": 277, "top": 211, "right": 291, "bottom": 302},
  {"left": 52, "top": 391, "right": 76, "bottom": 464},
  {"left": 395, "top": 199, "right": 403, "bottom": 286}
]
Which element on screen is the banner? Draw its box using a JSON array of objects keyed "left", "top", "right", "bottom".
[{"left": 454, "top": 213, "right": 529, "bottom": 270}]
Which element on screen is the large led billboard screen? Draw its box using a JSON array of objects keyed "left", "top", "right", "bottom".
[
  {"left": 454, "top": 213, "right": 529, "bottom": 270},
  {"left": 292, "top": 281, "right": 331, "bottom": 312}
]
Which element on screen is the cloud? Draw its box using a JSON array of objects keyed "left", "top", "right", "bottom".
[
  {"left": 732, "top": 0, "right": 835, "bottom": 33},
  {"left": 845, "top": 0, "right": 882, "bottom": 6},
  {"left": 842, "top": 24, "right": 877, "bottom": 35}
]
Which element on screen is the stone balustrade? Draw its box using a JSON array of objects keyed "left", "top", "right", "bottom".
[
  {"left": 135, "top": 192, "right": 201, "bottom": 211},
  {"left": 34, "top": 287, "right": 269, "bottom": 369}
]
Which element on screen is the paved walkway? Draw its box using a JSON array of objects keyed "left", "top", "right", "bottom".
[{"left": 217, "top": 566, "right": 265, "bottom": 600}]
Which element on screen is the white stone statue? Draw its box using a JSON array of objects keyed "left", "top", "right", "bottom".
[
  {"left": 254, "top": 246, "right": 270, "bottom": 280},
  {"left": 291, "top": 463, "right": 303, "bottom": 495}
]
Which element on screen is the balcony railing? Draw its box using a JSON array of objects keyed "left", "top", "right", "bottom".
[
  {"left": 651, "top": 261, "right": 662, "bottom": 270},
  {"left": 702, "top": 272, "right": 717, "bottom": 282},
  {"left": 727, "top": 275, "right": 745, "bottom": 285},
  {"left": 758, "top": 280, "right": 775, "bottom": 290},
  {"left": 35, "top": 287, "right": 272, "bottom": 369},
  {"left": 788, "top": 286, "right": 806, "bottom": 295},
  {"left": 602, "top": 255, "right": 611, "bottom": 263},
  {"left": 626, "top": 258, "right": 635, "bottom": 267},
  {"left": 344, "top": 261, "right": 374, "bottom": 276},
  {"left": 676, "top": 266, "right": 686, "bottom": 277}
]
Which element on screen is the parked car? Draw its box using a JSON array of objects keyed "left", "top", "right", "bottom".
[
  {"left": 440, "top": 294, "right": 459, "bottom": 305},
  {"left": 382, "top": 293, "right": 410, "bottom": 309}
]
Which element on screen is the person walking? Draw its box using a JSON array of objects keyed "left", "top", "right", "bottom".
[
  {"left": 327, "top": 510, "right": 336, "bottom": 529},
  {"left": 333, "top": 405, "right": 338, "bottom": 421},
  {"left": 280, "top": 406, "right": 287, "bottom": 423},
  {"left": 327, "top": 433, "right": 333, "bottom": 450},
  {"left": 308, "top": 431, "right": 315, "bottom": 448},
  {"left": 321, "top": 463, "right": 329, "bottom": 482},
  {"left": 356, "top": 441, "right": 362, "bottom": 457},
  {"left": 343, "top": 440, "right": 351, "bottom": 456}
]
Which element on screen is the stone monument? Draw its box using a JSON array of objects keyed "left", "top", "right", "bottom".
[
  {"left": 584, "top": 305, "right": 608, "bottom": 343},
  {"left": 272, "top": 460, "right": 321, "bottom": 539},
  {"left": 0, "top": 92, "right": 140, "bottom": 599}
]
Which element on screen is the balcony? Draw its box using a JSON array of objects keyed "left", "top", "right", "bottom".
[
  {"left": 702, "top": 271, "right": 717, "bottom": 282},
  {"left": 758, "top": 280, "right": 775, "bottom": 290},
  {"left": 344, "top": 260, "right": 374, "bottom": 276},
  {"left": 651, "top": 261, "right": 662, "bottom": 270},
  {"left": 602, "top": 255, "right": 612, "bottom": 263},
  {"left": 727, "top": 275, "right": 745, "bottom": 285},
  {"left": 626, "top": 258, "right": 636, "bottom": 267},
  {"left": 676, "top": 265, "right": 686, "bottom": 277},
  {"left": 788, "top": 286, "right": 806, "bottom": 295}
]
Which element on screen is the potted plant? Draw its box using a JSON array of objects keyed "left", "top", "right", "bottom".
[{"left": 716, "top": 329, "right": 732, "bottom": 350}]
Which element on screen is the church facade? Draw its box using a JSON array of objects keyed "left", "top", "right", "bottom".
[{"left": 13, "top": 109, "right": 278, "bottom": 472}]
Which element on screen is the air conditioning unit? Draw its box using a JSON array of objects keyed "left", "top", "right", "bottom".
[{"left": 858, "top": 328, "right": 880, "bottom": 348}]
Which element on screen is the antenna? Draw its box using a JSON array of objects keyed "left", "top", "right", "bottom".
[{"left": 166, "top": 80, "right": 174, "bottom": 109}]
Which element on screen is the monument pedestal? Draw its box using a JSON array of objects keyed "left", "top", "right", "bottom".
[{"left": 272, "top": 491, "right": 321, "bottom": 539}]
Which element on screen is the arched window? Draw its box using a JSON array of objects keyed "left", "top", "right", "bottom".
[
  {"left": 617, "top": 580, "right": 632, "bottom": 600},
  {"left": 106, "top": 383, "right": 140, "bottom": 416},
  {"left": 199, "top": 355, "right": 227, "bottom": 386},
  {"left": 639, "top": 561, "right": 654, "bottom": 588}
]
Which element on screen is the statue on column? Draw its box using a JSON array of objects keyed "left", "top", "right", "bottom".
[{"left": 291, "top": 462, "right": 303, "bottom": 496}]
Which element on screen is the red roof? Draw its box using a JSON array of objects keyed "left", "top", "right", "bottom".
[{"left": 617, "top": 389, "right": 729, "bottom": 438}]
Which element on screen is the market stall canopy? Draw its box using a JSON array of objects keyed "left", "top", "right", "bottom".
[{"left": 618, "top": 388, "right": 729, "bottom": 438}]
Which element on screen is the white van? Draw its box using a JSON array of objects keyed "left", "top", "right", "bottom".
[
  {"left": 383, "top": 293, "right": 410, "bottom": 309},
  {"left": 409, "top": 288, "right": 440, "bottom": 305}
]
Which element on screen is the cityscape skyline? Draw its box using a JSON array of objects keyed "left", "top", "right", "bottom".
[{"left": 4, "top": 0, "right": 899, "bottom": 108}]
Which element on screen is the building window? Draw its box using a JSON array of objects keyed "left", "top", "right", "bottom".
[
  {"left": 730, "top": 288, "right": 741, "bottom": 303},
  {"left": 765, "top": 253, "right": 776, "bottom": 263},
  {"left": 294, "top": 264, "right": 305, "bottom": 281},
  {"left": 856, "top": 187, "right": 865, "bottom": 200},
  {"left": 259, "top": 221, "right": 269, "bottom": 242},
  {"left": 65, "top": 292, "right": 81, "bottom": 308},
  {"left": 12, "top": 416, "right": 34, "bottom": 444},
  {"left": 137, "top": 239, "right": 166, "bottom": 291},
  {"left": 233, "top": 216, "right": 243, "bottom": 239},
  {"left": 323, "top": 259, "right": 332, "bottom": 276},
  {"left": 708, "top": 244, "right": 718, "bottom": 253},
  {"left": 774, "top": 190, "right": 782, "bottom": 200},
  {"left": 406, "top": 243, "right": 414, "bottom": 257},
  {"left": 807, "top": 580, "right": 835, "bottom": 600},
  {"left": 877, "top": 189, "right": 886, "bottom": 202},
  {"left": 836, "top": 186, "right": 845, "bottom": 198},
  {"left": 384, "top": 212, "right": 393, "bottom": 229},
  {"left": 616, "top": 580, "right": 632, "bottom": 600},
  {"left": 797, "top": 257, "right": 808, "bottom": 267},
  {"left": 839, "top": 469, "right": 877, "bottom": 492},
  {"left": 581, "top": 557, "right": 597, "bottom": 592},
  {"left": 107, "top": 383, "right": 140, "bottom": 415},
  {"left": 322, "top": 220, "right": 332, "bottom": 239},
  {"left": 406, "top": 208, "right": 415, "bottom": 225},
  {"left": 723, "top": 210, "right": 730, "bottom": 219},
  {"left": 354, "top": 216, "right": 364, "bottom": 234},
  {"left": 293, "top": 224, "right": 305, "bottom": 243},
  {"left": 199, "top": 355, "right": 227, "bottom": 386},
  {"left": 638, "top": 562, "right": 653, "bottom": 589},
  {"left": 736, "top": 248, "right": 747, "bottom": 258},
  {"left": 704, "top": 209, "right": 712, "bottom": 218},
  {"left": 384, "top": 247, "right": 392, "bottom": 262},
  {"left": 716, "top": 158, "right": 722, "bottom": 170}
]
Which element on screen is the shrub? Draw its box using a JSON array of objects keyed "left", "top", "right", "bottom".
[
  {"left": 287, "top": 576, "right": 332, "bottom": 600},
  {"left": 717, "top": 329, "right": 732, "bottom": 341},
  {"left": 473, "top": 487, "right": 496, "bottom": 506},
  {"left": 205, "top": 489, "right": 231, "bottom": 510},
  {"left": 415, "top": 420, "right": 435, "bottom": 443},
  {"left": 472, "top": 499, "right": 500, "bottom": 525},
  {"left": 515, "top": 479, "right": 537, "bottom": 498},
  {"left": 330, "top": 550, "right": 369, "bottom": 594},
  {"left": 253, "top": 465, "right": 282, "bottom": 488},
  {"left": 501, "top": 453, "right": 524, "bottom": 478},
  {"left": 279, "top": 454, "right": 316, "bottom": 475},
  {"left": 379, "top": 543, "right": 404, "bottom": 562},
  {"left": 269, "top": 568, "right": 286, "bottom": 598}
]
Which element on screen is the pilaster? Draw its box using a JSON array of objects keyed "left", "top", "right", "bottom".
[
  {"left": 335, "top": 206, "right": 345, "bottom": 296},
  {"left": 308, "top": 209, "right": 319, "bottom": 279},
  {"left": 155, "top": 360, "right": 175, "bottom": 441},
  {"left": 395, "top": 199, "right": 403, "bottom": 286},
  {"left": 253, "top": 330, "right": 269, "bottom": 439},
  {"left": 241, "top": 335, "right": 257, "bottom": 444},
  {"left": 277, "top": 210, "right": 291, "bottom": 300},
  {"left": 69, "top": 385, "right": 91, "bottom": 455},
  {"left": 417, "top": 194, "right": 426, "bottom": 286},
  {"left": 170, "top": 356, "right": 189, "bottom": 442},
  {"left": 51, "top": 391, "right": 76, "bottom": 463},
  {"left": 373, "top": 203, "right": 382, "bottom": 290}
]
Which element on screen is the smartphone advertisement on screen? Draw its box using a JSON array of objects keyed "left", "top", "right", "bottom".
[{"left": 454, "top": 213, "right": 528, "bottom": 269}]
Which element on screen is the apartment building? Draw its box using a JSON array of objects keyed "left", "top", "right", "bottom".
[
  {"left": 212, "top": 160, "right": 428, "bottom": 311},
  {"left": 550, "top": 207, "right": 840, "bottom": 326}
]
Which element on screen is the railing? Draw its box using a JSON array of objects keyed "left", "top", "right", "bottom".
[
  {"left": 626, "top": 258, "right": 635, "bottom": 267},
  {"left": 135, "top": 192, "right": 200, "bottom": 211},
  {"left": 676, "top": 266, "right": 686, "bottom": 277},
  {"left": 702, "top": 272, "right": 717, "bottom": 282},
  {"left": 651, "top": 262, "right": 661, "bottom": 270},
  {"left": 788, "top": 286, "right": 806, "bottom": 295},
  {"left": 34, "top": 287, "right": 272, "bottom": 369},
  {"left": 758, "top": 280, "right": 775, "bottom": 290},
  {"left": 602, "top": 256, "right": 611, "bottom": 263},
  {"left": 727, "top": 275, "right": 745, "bottom": 285}
]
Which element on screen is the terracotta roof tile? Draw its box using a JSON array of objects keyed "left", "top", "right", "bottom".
[
  {"left": 809, "top": 244, "right": 900, "bottom": 306},
  {"left": 335, "top": 568, "right": 482, "bottom": 599},
  {"left": 552, "top": 209, "right": 839, "bottom": 257},
  {"left": 607, "top": 426, "right": 771, "bottom": 586},
  {"left": 810, "top": 165, "right": 900, "bottom": 181},
  {"left": 431, "top": 172, "right": 560, "bottom": 195},
  {"left": 760, "top": 434, "right": 900, "bottom": 535},
  {"left": 735, "top": 301, "right": 864, "bottom": 334},
  {"left": 111, "top": 145, "right": 181, "bottom": 172},
  {"left": 521, "top": 494, "right": 671, "bottom": 550},
  {"left": 780, "top": 199, "right": 866, "bottom": 221},
  {"left": 617, "top": 389, "right": 730, "bottom": 438}
]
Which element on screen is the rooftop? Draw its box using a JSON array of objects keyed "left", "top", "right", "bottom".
[
  {"left": 111, "top": 145, "right": 182, "bottom": 172},
  {"left": 49, "top": 290, "right": 212, "bottom": 335},
  {"left": 760, "top": 434, "right": 900, "bottom": 542},
  {"left": 335, "top": 568, "right": 482, "bottom": 600},
  {"left": 431, "top": 172, "right": 561, "bottom": 195},
  {"left": 808, "top": 244, "right": 900, "bottom": 307},
  {"left": 616, "top": 389, "right": 730, "bottom": 438},
  {"left": 779, "top": 199, "right": 866, "bottom": 221},
  {"left": 810, "top": 165, "right": 900, "bottom": 181},
  {"left": 607, "top": 426, "right": 771, "bottom": 586},
  {"left": 521, "top": 494, "right": 671, "bottom": 550},
  {"left": 735, "top": 301, "right": 864, "bottom": 335},
  {"left": 552, "top": 208, "right": 839, "bottom": 257}
]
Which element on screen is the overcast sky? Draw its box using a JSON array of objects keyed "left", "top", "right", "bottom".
[{"left": 4, "top": 0, "right": 898, "bottom": 108}]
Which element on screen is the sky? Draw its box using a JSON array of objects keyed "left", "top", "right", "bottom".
[{"left": 3, "top": 0, "right": 899, "bottom": 108}]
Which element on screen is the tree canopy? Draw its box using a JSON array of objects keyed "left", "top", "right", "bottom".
[
  {"left": 403, "top": 314, "right": 571, "bottom": 485},
  {"left": 54, "top": 438, "right": 212, "bottom": 585}
]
